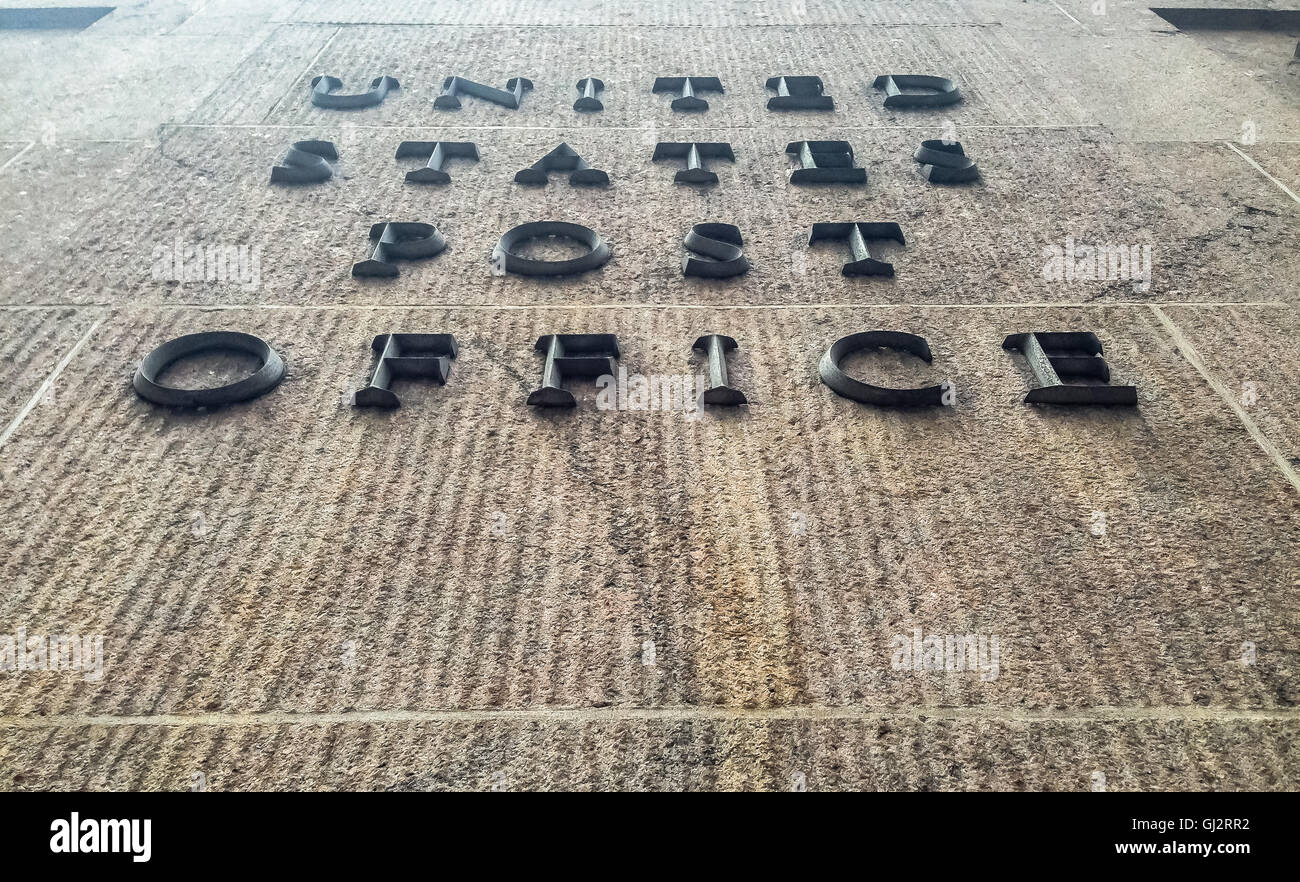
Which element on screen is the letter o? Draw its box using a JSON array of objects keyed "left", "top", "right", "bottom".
[
  {"left": 491, "top": 221, "right": 610, "bottom": 276},
  {"left": 133, "top": 331, "right": 286, "bottom": 407}
]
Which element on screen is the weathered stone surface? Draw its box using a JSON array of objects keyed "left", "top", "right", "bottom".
[
  {"left": 2, "top": 716, "right": 1296, "bottom": 791},
  {"left": 0, "top": 304, "right": 1297, "bottom": 719},
  {"left": 0, "top": 308, "right": 98, "bottom": 430},
  {"left": 0, "top": 141, "right": 141, "bottom": 301},
  {"left": 0, "top": 31, "right": 272, "bottom": 140}
]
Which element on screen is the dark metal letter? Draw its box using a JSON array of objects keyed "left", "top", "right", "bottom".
[
  {"left": 653, "top": 76, "right": 724, "bottom": 111},
  {"left": 766, "top": 76, "right": 834, "bottom": 110},
  {"left": 352, "top": 222, "right": 447, "bottom": 278},
  {"left": 652, "top": 142, "right": 734, "bottom": 185},
  {"left": 434, "top": 76, "right": 532, "bottom": 109},
  {"left": 514, "top": 143, "right": 609, "bottom": 186},
  {"left": 134, "top": 332, "right": 286, "bottom": 408},
  {"left": 528, "top": 334, "right": 620, "bottom": 408},
  {"left": 1002, "top": 332, "right": 1138, "bottom": 405},
  {"left": 913, "top": 139, "right": 979, "bottom": 183},
  {"left": 682, "top": 224, "right": 750, "bottom": 278},
  {"left": 492, "top": 222, "right": 611, "bottom": 277},
  {"left": 808, "top": 223, "right": 905, "bottom": 277},
  {"left": 574, "top": 77, "right": 605, "bottom": 112},
  {"left": 872, "top": 74, "right": 961, "bottom": 109},
  {"left": 310, "top": 75, "right": 399, "bottom": 109},
  {"left": 819, "top": 332, "right": 952, "bottom": 407},
  {"left": 693, "top": 334, "right": 747, "bottom": 405},
  {"left": 271, "top": 140, "right": 337, "bottom": 184},
  {"left": 785, "top": 141, "right": 866, "bottom": 184},
  {"left": 395, "top": 141, "right": 479, "bottom": 184},
  {"left": 354, "top": 334, "right": 458, "bottom": 408}
]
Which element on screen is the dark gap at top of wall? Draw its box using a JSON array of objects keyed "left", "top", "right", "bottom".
[
  {"left": 0, "top": 7, "right": 115, "bottom": 30},
  {"left": 1151, "top": 7, "right": 1300, "bottom": 31}
]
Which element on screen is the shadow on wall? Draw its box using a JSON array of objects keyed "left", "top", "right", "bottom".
[
  {"left": 1150, "top": 7, "right": 1300, "bottom": 31},
  {"left": 0, "top": 7, "right": 115, "bottom": 30}
]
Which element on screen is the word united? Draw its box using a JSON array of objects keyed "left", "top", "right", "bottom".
[{"left": 298, "top": 72, "right": 962, "bottom": 114}]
